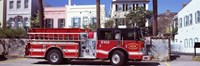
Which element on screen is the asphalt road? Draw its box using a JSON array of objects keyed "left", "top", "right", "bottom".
[
  {"left": 0, "top": 58, "right": 200, "bottom": 66},
  {"left": 0, "top": 58, "right": 160, "bottom": 66}
]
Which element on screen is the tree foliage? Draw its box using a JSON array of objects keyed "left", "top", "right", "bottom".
[
  {"left": 31, "top": 13, "right": 40, "bottom": 28},
  {"left": 105, "top": 19, "right": 115, "bottom": 28},
  {"left": 0, "top": 28, "right": 27, "bottom": 38},
  {"left": 89, "top": 23, "right": 98, "bottom": 31},
  {"left": 126, "top": 7, "right": 152, "bottom": 28}
]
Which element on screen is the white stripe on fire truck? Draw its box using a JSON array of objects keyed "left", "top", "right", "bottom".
[
  {"left": 97, "top": 50, "right": 109, "bottom": 54},
  {"left": 30, "top": 49, "right": 45, "bottom": 52},
  {"left": 30, "top": 42, "right": 78, "bottom": 45},
  {"left": 28, "top": 33, "right": 87, "bottom": 34},
  {"left": 30, "top": 49, "right": 78, "bottom": 53},
  {"left": 129, "top": 52, "right": 143, "bottom": 55},
  {"left": 63, "top": 49, "right": 78, "bottom": 53},
  {"left": 97, "top": 50, "right": 143, "bottom": 55}
]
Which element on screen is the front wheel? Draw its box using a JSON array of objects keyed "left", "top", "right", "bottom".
[
  {"left": 110, "top": 51, "right": 127, "bottom": 66},
  {"left": 47, "top": 49, "right": 63, "bottom": 64}
]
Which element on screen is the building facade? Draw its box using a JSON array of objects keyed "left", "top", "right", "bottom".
[
  {"left": 110, "top": 0, "right": 149, "bottom": 28},
  {"left": 0, "top": 0, "right": 5, "bottom": 28},
  {"left": 6, "top": 0, "right": 40, "bottom": 28},
  {"left": 66, "top": 0, "right": 106, "bottom": 29},
  {"left": 173, "top": 0, "right": 200, "bottom": 53},
  {"left": 44, "top": 7, "right": 66, "bottom": 28}
]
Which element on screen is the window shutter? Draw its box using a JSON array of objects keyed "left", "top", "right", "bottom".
[
  {"left": 58, "top": 19, "right": 60, "bottom": 28},
  {"left": 90, "top": 17, "right": 93, "bottom": 25},
  {"left": 71, "top": 17, "right": 74, "bottom": 27},
  {"left": 195, "top": 12, "right": 197, "bottom": 24},
  {"left": 78, "top": 17, "right": 81, "bottom": 27},
  {"left": 116, "top": 4, "right": 118, "bottom": 11}
]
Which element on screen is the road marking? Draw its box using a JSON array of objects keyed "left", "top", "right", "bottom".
[{"left": 164, "top": 62, "right": 170, "bottom": 66}]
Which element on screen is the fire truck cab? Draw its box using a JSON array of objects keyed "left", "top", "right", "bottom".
[{"left": 25, "top": 28, "right": 146, "bottom": 66}]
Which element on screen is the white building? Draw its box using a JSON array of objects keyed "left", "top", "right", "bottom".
[
  {"left": 173, "top": 0, "right": 200, "bottom": 53},
  {"left": 110, "top": 0, "right": 149, "bottom": 27},
  {"left": 66, "top": 0, "right": 106, "bottom": 29},
  {"left": 6, "top": 0, "right": 40, "bottom": 28}
]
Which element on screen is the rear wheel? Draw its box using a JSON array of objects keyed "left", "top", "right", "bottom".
[
  {"left": 47, "top": 49, "right": 63, "bottom": 64},
  {"left": 110, "top": 51, "right": 127, "bottom": 66}
]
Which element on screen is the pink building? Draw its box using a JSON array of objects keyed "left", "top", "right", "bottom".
[{"left": 44, "top": 7, "right": 66, "bottom": 28}]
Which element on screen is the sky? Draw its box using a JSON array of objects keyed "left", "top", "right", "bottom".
[{"left": 44, "top": 0, "right": 190, "bottom": 15}]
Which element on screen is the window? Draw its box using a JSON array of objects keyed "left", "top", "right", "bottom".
[
  {"left": 45, "top": 19, "right": 54, "bottom": 28},
  {"left": 197, "top": 11, "right": 200, "bottom": 23},
  {"left": 91, "top": 17, "right": 97, "bottom": 25},
  {"left": 189, "top": 38, "right": 193, "bottom": 48},
  {"left": 143, "top": 4, "right": 146, "bottom": 9},
  {"left": 184, "top": 16, "right": 186, "bottom": 26},
  {"left": 133, "top": 4, "right": 135, "bottom": 10},
  {"left": 184, "top": 39, "right": 188, "bottom": 48},
  {"left": 184, "top": 15, "right": 189, "bottom": 26},
  {"left": 136, "top": 4, "right": 139, "bottom": 8},
  {"left": 189, "top": 14, "right": 192, "bottom": 25},
  {"left": 58, "top": 19, "right": 65, "bottom": 28},
  {"left": 23, "top": 17, "right": 29, "bottom": 27},
  {"left": 124, "top": 31, "right": 137, "bottom": 40},
  {"left": 18, "top": 22, "right": 22, "bottom": 27},
  {"left": 127, "top": 4, "right": 132, "bottom": 10},
  {"left": 83, "top": 17, "right": 89, "bottom": 27},
  {"left": 115, "top": 4, "right": 118, "bottom": 11},
  {"left": 98, "top": 30, "right": 113, "bottom": 40},
  {"left": 71, "top": 17, "right": 80, "bottom": 27},
  {"left": 179, "top": 18, "right": 182, "bottom": 28},
  {"left": 186, "top": 15, "right": 189, "bottom": 26},
  {"left": 117, "top": 4, "right": 123, "bottom": 11},
  {"left": 25, "top": 22, "right": 29, "bottom": 27},
  {"left": 194, "top": 37, "right": 199, "bottom": 42},
  {"left": 24, "top": 0, "right": 29, "bottom": 8},
  {"left": 123, "top": 4, "right": 126, "bottom": 11},
  {"left": 17, "top": 0, "right": 21, "bottom": 9},
  {"left": 9, "top": 1, "right": 14, "bottom": 9}
]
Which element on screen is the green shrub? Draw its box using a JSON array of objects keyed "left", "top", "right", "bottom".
[{"left": 0, "top": 28, "right": 27, "bottom": 38}]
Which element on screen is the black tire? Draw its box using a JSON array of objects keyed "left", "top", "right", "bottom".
[
  {"left": 110, "top": 51, "right": 127, "bottom": 66},
  {"left": 47, "top": 49, "right": 63, "bottom": 64}
]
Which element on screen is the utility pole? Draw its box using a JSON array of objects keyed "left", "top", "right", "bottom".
[
  {"left": 153, "top": 0, "right": 158, "bottom": 36},
  {"left": 96, "top": 0, "right": 101, "bottom": 28},
  {"left": 3, "top": 0, "right": 7, "bottom": 29},
  {"left": 38, "top": 0, "right": 45, "bottom": 28}
]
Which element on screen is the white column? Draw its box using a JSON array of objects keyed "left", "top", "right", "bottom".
[{"left": 68, "top": 0, "right": 71, "bottom": 6}]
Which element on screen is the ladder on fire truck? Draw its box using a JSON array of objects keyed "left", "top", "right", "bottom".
[{"left": 28, "top": 32, "right": 87, "bottom": 42}]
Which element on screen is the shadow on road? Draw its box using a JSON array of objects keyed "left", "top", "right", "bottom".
[
  {"left": 170, "top": 54, "right": 180, "bottom": 61},
  {"left": 0, "top": 55, "right": 8, "bottom": 61},
  {"left": 33, "top": 60, "right": 160, "bottom": 66}
]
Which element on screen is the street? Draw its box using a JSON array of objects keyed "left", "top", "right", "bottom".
[
  {"left": 0, "top": 58, "right": 159, "bottom": 66},
  {"left": 0, "top": 57, "right": 200, "bottom": 66}
]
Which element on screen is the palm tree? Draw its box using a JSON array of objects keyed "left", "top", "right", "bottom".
[{"left": 38, "top": 0, "right": 44, "bottom": 28}]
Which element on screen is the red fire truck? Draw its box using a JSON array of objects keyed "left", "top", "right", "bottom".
[{"left": 25, "top": 28, "right": 147, "bottom": 65}]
